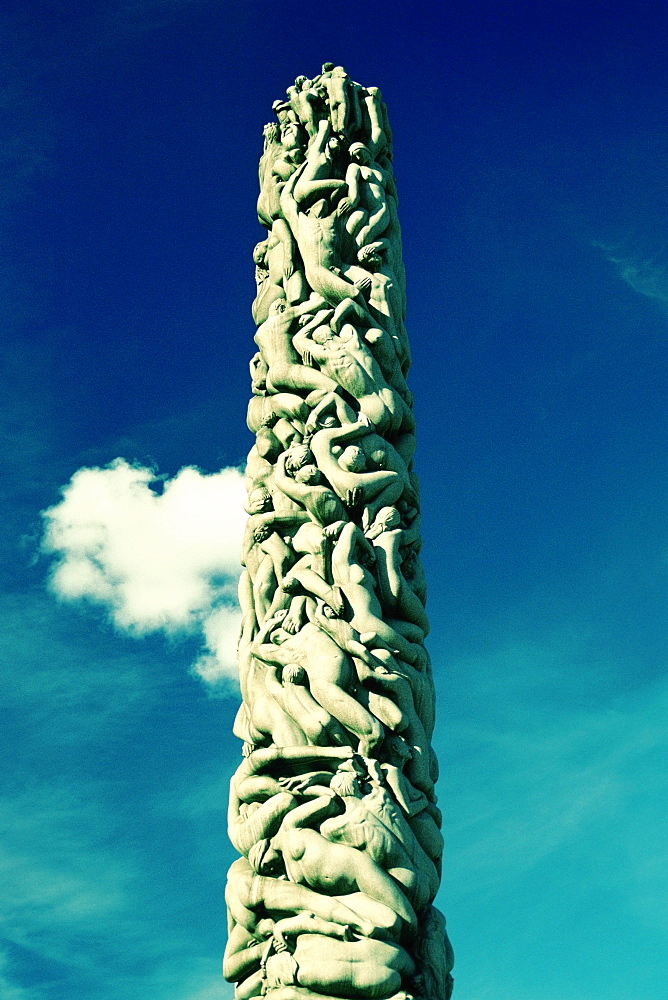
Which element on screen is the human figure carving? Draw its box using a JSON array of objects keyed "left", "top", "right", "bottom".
[
  {"left": 413, "top": 906, "right": 455, "bottom": 1000},
  {"left": 293, "top": 118, "right": 347, "bottom": 210},
  {"left": 310, "top": 416, "right": 416, "bottom": 527},
  {"left": 319, "top": 763, "right": 439, "bottom": 911},
  {"left": 264, "top": 933, "right": 415, "bottom": 999},
  {"left": 356, "top": 657, "right": 434, "bottom": 795},
  {"left": 254, "top": 295, "right": 339, "bottom": 396},
  {"left": 331, "top": 522, "right": 427, "bottom": 659},
  {"left": 286, "top": 76, "right": 327, "bottom": 138},
  {"left": 235, "top": 640, "right": 310, "bottom": 750},
  {"left": 338, "top": 142, "right": 391, "bottom": 249},
  {"left": 340, "top": 242, "right": 410, "bottom": 372},
  {"left": 380, "top": 735, "right": 429, "bottom": 815},
  {"left": 305, "top": 390, "right": 415, "bottom": 469},
  {"left": 280, "top": 163, "right": 370, "bottom": 310},
  {"left": 366, "top": 509, "right": 429, "bottom": 635},
  {"left": 360, "top": 86, "right": 388, "bottom": 156},
  {"left": 247, "top": 390, "right": 308, "bottom": 437},
  {"left": 274, "top": 449, "right": 349, "bottom": 527},
  {"left": 241, "top": 488, "right": 308, "bottom": 623},
  {"left": 324, "top": 65, "right": 360, "bottom": 135},
  {"left": 252, "top": 234, "right": 305, "bottom": 325},
  {"left": 228, "top": 745, "right": 356, "bottom": 856},
  {"left": 293, "top": 320, "right": 415, "bottom": 435},
  {"left": 251, "top": 610, "right": 383, "bottom": 757},
  {"left": 268, "top": 795, "right": 417, "bottom": 931},
  {"left": 257, "top": 121, "right": 307, "bottom": 302},
  {"left": 225, "top": 855, "right": 385, "bottom": 942}
]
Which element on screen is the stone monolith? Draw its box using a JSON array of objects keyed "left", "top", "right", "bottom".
[{"left": 224, "top": 63, "right": 454, "bottom": 1000}]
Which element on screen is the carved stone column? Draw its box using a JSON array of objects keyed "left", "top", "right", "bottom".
[{"left": 224, "top": 64, "right": 453, "bottom": 1000}]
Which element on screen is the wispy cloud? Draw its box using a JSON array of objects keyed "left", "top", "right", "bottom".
[
  {"left": 596, "top": 240, "right": 668, "bottom": 309},
  {"left": 442, "top": 635, "right": 668, "bottom": 925},
  {"left": 0, "top": 950, "right": 39, "bottom": 1000},
  {"left": 0, "top": 783, "right": 132, "bottom": 927},
  {"left": 0, "top": 775, "right": 233, "bottom": 1000},
  {"left": 0, "top": 584, "right": 240, "bottom": 1000},
  {"left": 41, "top": 459, "right": 247, "bottom": 688},
  {"left": 0, "top": 781, "right": 145, "bottom": 998}
]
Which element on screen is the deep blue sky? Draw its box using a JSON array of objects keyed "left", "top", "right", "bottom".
[{"left": 3, "top": 2, "right": 668, "bottom": 998}]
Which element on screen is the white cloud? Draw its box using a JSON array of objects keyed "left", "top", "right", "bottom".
[
  {"left": 41, "top": 459, "right": 247, "bottom": 687},
  {"left": 192, "top": 604, "right": 244, "bottom": 685}
]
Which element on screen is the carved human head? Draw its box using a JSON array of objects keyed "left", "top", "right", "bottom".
[
  {"left": 294, "top": 464, "right": 321, "bottom": 485},
  {"left": 280, "top": 576, "right": 300, "bottom": 597},
  {"left": 268, "top": 297, "right": 287, "bottom": 316},
  {"left": 327, "top": 134, "right": 343, "bottom": 156},
  {"left": 245, "top": 487, "right": 272, "bottom": 515},
  {"left": 349, "top": 142, "right": 371, "bottom": 165},
  {"left": 377, "top": 505, "right": 402, "bottom": 530},
  {"left": 367, "top": 448, "right": 388, "bottom": 471},
  {"left": 330, "top": 769, "right": 361, "bottom": 798},
  {"left": 280, "top": 121, "right": 303, "bottom": 149},
  {"left": 260, "top": 410, "right": 278, "bottom": 428},
  {"left": 249, "top": 352, "right": 268, "bottom": 393},
  {"left": 265, "top": 952, "right": 298, "bottom": 991},
  {"left": 311, "top": 325, "right": 333, "bottom": 345},
  {"left": 386, "top": 733, "right": 412, "bottom": 765},
  {"left": 339, "top": 446, "right": 366, "bottom": 473},
  {"left": 263, "top": 122, "right": 280, "bottom": 145},
  {"left": 255, "top": 918, "right": 275, "bottom": 940},
  {"left": 358, "top": 242, "right": 384, "bottom": 270},
  {"left": 285, "top": 444, "right": 312, "bottom": 473},
  {"left": 248, "top": 838, "right": 283, "bottom": 876},
  {"left": 283, "top": 663, "right": 306, "bottom": 684},
  {"left": 253, "top": 240, "right": 269, "bottom": 266},
  {"left": 272, "top": 100, "right": 292, "bottom": 125}
]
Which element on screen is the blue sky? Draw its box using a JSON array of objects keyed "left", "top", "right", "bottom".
[{"left": 2, "top": 1, "right": 667, "bottom": 997}]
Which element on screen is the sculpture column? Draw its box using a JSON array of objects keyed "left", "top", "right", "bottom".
[{"left": 224, "top": 63, "right": 454, "bottom": 1000}]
